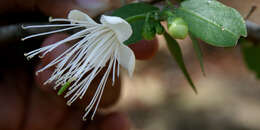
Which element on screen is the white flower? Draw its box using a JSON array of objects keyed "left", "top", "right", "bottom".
[{"left": 22, "top": 10, "right": 135, "bottom": 120}]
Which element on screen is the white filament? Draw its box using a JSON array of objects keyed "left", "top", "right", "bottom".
[{"left": 23, "top": 10, "right": 135, "bottom": 120}]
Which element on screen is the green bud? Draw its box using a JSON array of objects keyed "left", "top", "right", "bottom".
[
  {"left": 142, "top": 13, "right": 156, "bottom": 40},
  {"left": 155, "top": 22, "right": 165, "bottom": 35},
  {"left": 167, "top": 17, "right": 189, "bottom": 39},
  {"left": 142, "top": 21, "right": 156, "bottom": 40},
  {"left": 154, "top": 12, "right": 160, "bottom": 21}
]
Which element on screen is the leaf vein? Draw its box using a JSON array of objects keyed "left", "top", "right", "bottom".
[{"left": 179, "top": 7, "right": 238, "bottom": 38}]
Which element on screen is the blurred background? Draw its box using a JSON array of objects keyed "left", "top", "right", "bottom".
[{"left": 1, "top": 0, "right": 260, "bottom": 130}]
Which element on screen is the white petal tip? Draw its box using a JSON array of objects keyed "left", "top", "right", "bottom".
[
  {"left": 100, "top": 15, "right": 132, "bottom": 42},
  {"left": 68, "top": 10, "right": 97, "bottom": 25}
]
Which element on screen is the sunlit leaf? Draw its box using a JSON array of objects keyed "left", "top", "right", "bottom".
[{"left": 176, "top": 0, "right": 247, "bottom": 47}]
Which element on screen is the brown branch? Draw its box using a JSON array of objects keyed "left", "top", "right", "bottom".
[
  {"left": 0, "top": 0, "right": 259, "bottom": 46},
  {"left": 246, "top": 21, "right": 260, "bottom": 42},
  {"left": 0, "top": 23, "right": 82, "bottom": 47},
  {"left": 245, "top": 5, "right": 257, "bottom": 20},
  {"left": 1, "top": 20, "right": 259, "bottom": 47}
]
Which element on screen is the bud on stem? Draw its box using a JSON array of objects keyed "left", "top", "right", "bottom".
[{"left": 167, "top": 17, "right": 189, "bottom": 39}]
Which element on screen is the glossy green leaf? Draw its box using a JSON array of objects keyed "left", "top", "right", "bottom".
[
  {"left": 190, "top": 33, "right": 205, "bottom": 76},
  {"left": 176, "top": 0, "right": 247, "bottom": 47},
  {"left": 241, "top": 39, "right": 260, "bottom": 78},
  {"left": 112, "top": 3, "right": 159, "bottom": 45},
  {"left": 164, "top": 32, "right": 198, "bottom": 93}
]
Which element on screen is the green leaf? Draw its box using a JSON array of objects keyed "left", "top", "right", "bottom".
[
  {"left": 241, "top": 39, "right": 260, "bottom": 78},
  {"left": 190, "top": 33, "right": 205, "bottom": 76},
  {"left": 164, "top": 32, "right": 198, "bottom": 93},
  {"left": 176, "top": 0, "right": 247, "bottom": 47},
  {"left": 112, "top": 3, "right": 159, "bottom": 45}
]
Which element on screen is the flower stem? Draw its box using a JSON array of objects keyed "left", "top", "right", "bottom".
[{"left": 126, "top": 14, "right": 147, "bottom": 23}]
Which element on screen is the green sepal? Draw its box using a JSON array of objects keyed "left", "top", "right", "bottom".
[{"left": 142, "top": 13, "right": 156, "bottom": 40}]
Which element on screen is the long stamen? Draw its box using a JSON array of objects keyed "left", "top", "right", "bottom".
[
  {"left": 22, "top": 26, "right": 83, "bottom": 41},
  {"left": 25, "top": 34, "right": 85, "bottom": 61},
  {"left": 66, "top": 36, "right": 115, "bottom": 98},
  {"left": 26, "top": 28, "right": 93, "bottom": 62},
  {"left": 78, "top": 37, "right": 116, "bottom": 99},
  {"left": 36, "top": 27, "right": 104, "bottom": 74},
  {"left": 22, "top": 24, "right": 82, "bottom": 29},
  {"left": 22, "top": 11, "right": 135, "bottom": 121},
  {"left": 90, "top": 57, "right": 114, "bottom": 120},
  {"left": 65, "top": 36, "right": 116, "bottom": 107},
  {"left": 112, "top": 43, "right": 120, "bottom": 86},
  {"left": 49, "top": 18, "right": 97, "bottom": 26},
  {"left": 73, "top": 31, "right": 113, "bottom": 78},
  {"left": 83, "top": 57, "right": 114, "bottom": 120}
]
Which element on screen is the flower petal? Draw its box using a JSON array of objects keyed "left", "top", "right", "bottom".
[
  {"left": 68, "top": 10, "right": 97, "bottom": 25},
  {"left": 22, "top": 9, "right": 137, "bottom": 120},
  {"left": 100, "top": 15, "right": 132, "bottom": 43},
  {"left": 117, "top": 44, "right": 135, "bottom": 77}
]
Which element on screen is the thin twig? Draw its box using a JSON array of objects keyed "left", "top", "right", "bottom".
[
  {"left": 245, "top": 5, "right": 257, "bottom": 20},
  {"left": 246, "top": 21, "right": 260, "bottom": 41}
]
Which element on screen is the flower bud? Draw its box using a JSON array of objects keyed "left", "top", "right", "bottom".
[
  {"left": 167, "top": 17, "right": 189, "bottom": 39},
  {"left": 142, "top": 21, "right": 156, "bottom": 40},
  {"left": 155, "top": 22, "right": 164, "bottom": 35}
]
